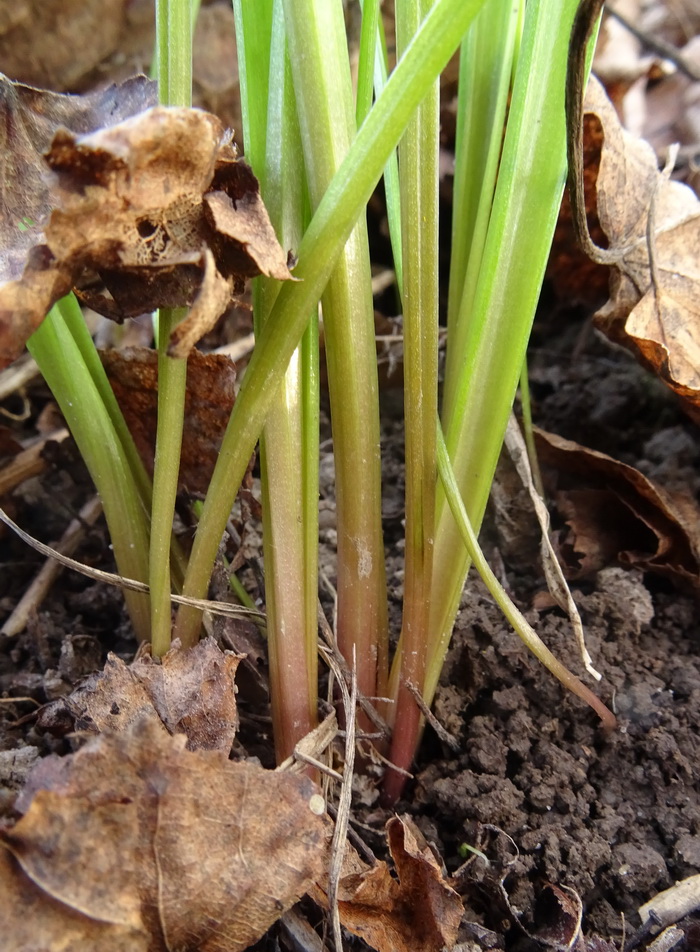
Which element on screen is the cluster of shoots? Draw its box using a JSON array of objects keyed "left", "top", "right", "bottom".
[{"left": 28, "top": 0, "right": 612, "bottom": 803}]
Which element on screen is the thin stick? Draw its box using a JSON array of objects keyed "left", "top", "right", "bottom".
[
  {"left": 2, "top": 495, "right": 103, "bottom": 637},
  {"left": 0, "top": 429, "right": 69, "bottom": 496},
  {"left": 0, "top": 505, "right": 264, "bottom": 622},
  {"left": 404, "top": 680, "right": 460, "bottom": 751},
  {"left": 606, "top": 4, "right": 700, "bottom": 82},
  {"left": 317, "top": 602, "right": 391, "bottom": 740}
]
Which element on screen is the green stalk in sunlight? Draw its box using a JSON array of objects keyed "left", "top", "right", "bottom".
[
  {"left": 383, "top": 0, "right": 440, "bottom": 802},
  {"left": 281, "top": 0, "right": 389, "bottom": 710},
  {"left": 358, "top": 0, "right": 404, "bottom": 295},
  {"left": 442, "top": 0, "right": 521, "bottom": 421},
  {"left": 28, "top": 300, "right": 152, "bottom": 640},
  {"left": 356, "top": 0, "right": 381, "bottom": 125},
  {"left": 173, "top": 0, "right": 489, "bottom": 661},
  {"left": 150, "top": 0, "right": 192, "bottom": 657},
  {"left": 233, "top": 0, "right": 319, "bottom": 760},
  {"left": 425, "top": 0, "right": 579, "bottom": 714}
]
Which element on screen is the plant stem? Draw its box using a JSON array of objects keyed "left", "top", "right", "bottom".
[
  {"left": 426, "top": 0, "right": 580, "bottom": 711},
  {"left": 28, "top": 303, "right": 152, "bottom": 640},
  {"left": 443, "top": 0, "right": 521, "bottom": 421},
  {"left": 173, "top": 0, "right": 489, "bottom": 649},
  {"left": 383, "top": 0, "right": 439, "bottom": 802},
  {"left": 283, "top": 0, "right": 389, "bottom": 709},
  {"left": 356, "top": 0, "right": 381, "bottom": 125},
  {"left": 235, "top": 0, "right": 319, "bottom": 760},
  {"left": 151, "top": 0, "right": 192, "bottom": 655},
  {"left": 519, "top": 360, "right": 545, "bottom": 498}
]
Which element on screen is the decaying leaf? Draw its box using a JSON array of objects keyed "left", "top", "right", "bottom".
[
  {"left": 101, "top": 346, "right": 237, "bottom": 493},
  {"left": 0, "top": 73, "right": 156, "bottom": 287},
  {"left": 37, "top": 638, "right": 241, "bottom": 752},
  {"left": 328, "top": 815, "right": 463, "bottom": 952},
  {"left": 535, "top": 428, "right": 700, "bottom": 590},
  {"left": 0, "top": 90, "right": 290, "bottom": 369},
  {"left": 0, "top": 720, "right": 327, "bottom": 952},
  {"left": 531, "top": 883, "right": 583, "bottom": 950},
  {"left": 583, "top": 76, "right": 700, "bottom": 415}
]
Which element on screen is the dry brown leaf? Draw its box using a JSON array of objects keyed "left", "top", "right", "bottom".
[
  {"left": 531, "top": 883, "right": 583, "bottom": 950},
  {"left": 37, "top": 638, "right": 241, "bottom": 752},
  {"left": 332, "top": 815, "right": 463, "bottom": 952},
  {"left": 0, "top": 846, "right": 146, "bottom": 952},
  {"left": 535, "top": 428, "right": 700, "bottom": 590},
  {"left": 0, "top": 98, "right": 290, "bottom": 369},
  {"left": 101, "top": 346, "right": 237, "bottom": 493},
  {"left": 584, "top": 76, "right": 700, "bottom": 415},
  {"left": 1, "top": 719, "right": 327, "bottom": 952},
  {"left": 0, "top": 73, "right": 156, "bottom": 288}
]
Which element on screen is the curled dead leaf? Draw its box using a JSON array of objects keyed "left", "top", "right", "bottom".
[
  {"left": 0, "top": 73, "right": 156, "bottom": 286},
  {"left": 535, "top": 428, "right": 700, "bottom": 591},
  {"left": 532, "top": 883, "right": 583, "bottom": 950},
  {"left": 319, "top": 814, "right": 463, "bottom": 952},
  {"left": 583, "top": 76, "right": 700, "bottom": 416},
  {"left": 1, "top": 720, "right": 327, "bottom": 952},
  {"left": 0, "top": 92, "right": 290, "bottom": 368}
]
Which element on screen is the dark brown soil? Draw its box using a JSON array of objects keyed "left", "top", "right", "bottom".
[
  {"left": 1, "top": 3, "right": 700, "bottom": 948},
  {"left": 6, "top": 318, "right": 699, "bottom": 952}
]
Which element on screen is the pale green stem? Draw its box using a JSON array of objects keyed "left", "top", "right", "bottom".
[
  {"left": 519, "top": 360, "right": 545, "bottom": 498},
  {"left": 383, "top": 0, "right": 440, "bottom": 803},
  {"left": 246, "top": 0, "right": 319, "bottom": 761},
  {"left": 283, "top": 0, "right": 389, "bottom": 707},
  {"left": 173, "top": 0, "right": 489, "bottom": 649},
  {"left": 151, "top": 0, "right": 192, "bottom": 655},
  {"left": 356, "top": 0, "right": 381, "bottom": 124},
  {"left": 443, "top": 0, "right": 521, "bottom": 420},
  {"left": 426, "top": 0, "right": 580, "bottom": 710},
  {"left": 28, "top": 304, "right": 152, "bottom": 640}
]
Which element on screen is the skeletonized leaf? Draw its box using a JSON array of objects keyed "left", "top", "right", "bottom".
[{"left": 0, "top": 97, "right": 290, "bottom": 368}]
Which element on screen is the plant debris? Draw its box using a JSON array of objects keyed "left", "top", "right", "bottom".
[
  {"left": 315, "top": 814, "right": 463, "bottom": 952},
  {"left": 583, "top": 76, "right": 700, "bottom": 415},
  {"left": 535, "top": 427, "right": 700, "bottom": 590},
  {"left": 0, "top": 84, "right": 290, "bottom": 369},
  {"left": 0, "top": 719, "right": 327, "bottom": 952},
  {"left": 37, "top": 638, "right": 241, "bottom": 751},
  {"left": 101, "top": 346, "right": 237, "bottom": 493}
]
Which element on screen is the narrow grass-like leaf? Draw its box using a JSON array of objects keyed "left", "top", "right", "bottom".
[
  {"left": 174, "top": 0, "right": 489, "bottom": 650},
  {"left": 151, "top": 0, "right": 192, "bottom": 655},
  {"left": 442, "top": 0, "right": 520, "bottom": 421},
  {"left": 236, "top": 0, "right": 319, "bottom": 759},
  {"left": 426, "top": 0, "right": 580, "bottom": 708},
  {"left": 282, "top": 0, "right": 389, "bottom": 709},
  {"left": 28, "top": 303, "right": 152, "bottom": 640},
  {"left": 383, "top": 0, "right": 440, "bottom": 802}
]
